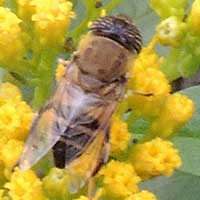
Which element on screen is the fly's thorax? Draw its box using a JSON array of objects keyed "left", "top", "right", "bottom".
[{"left": 75, "top": 33, "right": 135, "bottom": 82}]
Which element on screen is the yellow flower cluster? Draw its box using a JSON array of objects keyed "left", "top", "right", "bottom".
[
  {"left": 156, "top": 16, "right": 186, "bottom": 47},
  {"left": 43, "top": 168, "right": 69, "bottom": 199},
  {"left": 0, "top": 83, "right": 33, "bottom": 177},
  {"left": 110, "top": 117, "right": 131, "bottom": 155},
  {"left": 99, "top": 160, "right": 141, "bottom": 198},
  {"left": 150, "top": 93, "right": 194, "bottom": 138},
  {"left": 75, "top": 188, "right": 104, "bottom": 200},
  {"left": 0, "top": 83, "right": 33, "bottom": 141},
  {"left": 125, "top": 190, "right": 157, "bottom": 200},
  {"left": 18, "top": 0, "right": 75, "bottom": 45},
  {"left": 0, "top": 7, "right": 24, "bottom": 66},
  {"left": 189, "top": 0, "right": 200, "bottom": 33},
  {"left": 130, "top": 138, "right": 182, "bottom": 179},
  {"left": 5, "top": 168, "right": 48, "bottom": 200},
  {"left": 128, "top": 37, "right": 171, "bottom": 118}
]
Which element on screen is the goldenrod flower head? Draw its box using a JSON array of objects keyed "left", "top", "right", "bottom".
[
  {"left": 156, "top": 16, "right": 186, "bottom": 46},
  {"left": 190, "top": 0, "right": 200, "bottom": 33},
  {"left": 0, "top": 99, "right": 33, "bottom": 140},
  {"left": 110, "top": 117, "right": 131, "bottom": 155},
  {"left": 43, "top": 168, "right": 69, "bottom": 198},
  {"left": 5, "top": 168, "right": 48, "bottom": 200},
  {"left": 17, "top": 0, "right": 36, "bottom": 20},
  {"left": 130, "top": 138, "right": 182, "bottom": 179},
  {"left": 0, "top": 83, "right": 22, "bottom": 105},
  {"left": 1, "top": 139, "right": 24, "bottom": 169},
  {"left": 31, "top": 0, "right": 75, "bottom": 44},
  {"left": 55, "top": 63, "right": 65, "bottom": 81},
  {"left": 129, "top": 37, "right": 163, "bottom": 75},
  {"left": 128, "top": 67, "right": 170, "bottom": 118},
  {"left": 0, "top": 7, "right": 24, "bottom": 64},
  {"left": 125, "top": 190, "right": 157, "bottom": 200},
  {"left": 151, "top": 93, "right": 194, "bottom": 138},
  {"left": 99, "top": 160, "right": 141, "bottom": 198}
]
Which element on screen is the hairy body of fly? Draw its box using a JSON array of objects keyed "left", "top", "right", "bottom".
[{"left": 17, "top": 15, "right": 142, "bottom": 193}]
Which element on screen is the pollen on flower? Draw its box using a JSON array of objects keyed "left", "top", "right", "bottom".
[
  {"left": 110, "top": 117, "right": 131, "bottom": 155},
  {"left": 0, "top": 7, "right": 24, "bottom": 65},
  {"left": 99, "top": 160, "right": 141, "bottom": 198},
  {"left": 55, "top": 63, "right": 65, "bottom": 81},
  {"left": 130, "top": 138, "right": 182, "bottom": 179},
  {"left": 5, "top": 168, "right": 48, "bottom": 200},
  {"left": 31, "top": 0, "right": 75, "bottom": 44},
  {"left": 1, "top": 139, "right": 24, "bottom": 169},
  {"left": 150, "top": 93, "right": 194, "bottom": 138},
  {"left": 125, "top": 190, "right": 157, "bottom": 200}
]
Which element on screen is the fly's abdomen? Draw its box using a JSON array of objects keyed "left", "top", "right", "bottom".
[{"left": 52, "top": 117, "right": 100, "bottom": 168}]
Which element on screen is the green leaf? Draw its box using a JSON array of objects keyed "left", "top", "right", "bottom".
[
  {"left": 177, "top": 85, "right": 200, "bottom": 138},
  {"left": 172, "top": 136, "right": 200, "bottom": 176},
  {"left": 140, "top": 171, "right": 200, "bottom": 200}
]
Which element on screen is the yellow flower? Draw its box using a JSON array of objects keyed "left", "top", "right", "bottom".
[
  {"left": 125, "top": 190, "right": 157, "bottom": 200},
  {"left": 130, "top": 138, "right": 182, "bottom": 179},
  {"left": 0, "top": 83, "right": 22, "bottom": 105},
  {"left": 99, "top": 160, "right": 141, "bottom": 198},
  {"left": 129, "top": 36, "right": 163, "bottom": 75},
  {"left": 110, "top": 117, "right": 131, "bottom": 155},
  {"left": 0, "top": 7, "right": 24, "bottom": 66},
  {"left": 5, "top": 168, "right": 48, "bottom": 200},
  {"left": 55, "top": 63, "right": 65, "bottom": 81},
  {"left": 150, "top": 93, "right": 194, "bottom": 138},
  {"left": 0, "top": 99, "right": 33, "bottom": 141},
  {"left": 43, "top": 168, "right": 69, "bottom": 199},
  {"left": 31, "top": 0, "right": 75, "bottom": 45},
  {"left": 190, "top": 0, "right": 200, "bottom": 33},
  {"left": 156, "top": 16, "right": 186, "bottom": 46},
  {"left": 1, "top": 139, "right": 24, "bottom": 169},
  {"left": 17, "top": 0, "right": 36, "bottom": 20},
  {"left": 128, "top": 67, "right": 171, "bottom": 118}
]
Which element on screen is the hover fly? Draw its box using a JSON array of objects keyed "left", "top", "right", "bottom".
[{"left": 17, "top": 15, "right": 142, "bottom": 193}]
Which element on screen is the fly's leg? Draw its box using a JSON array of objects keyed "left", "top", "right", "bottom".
[{"left": 88, "top": 177, "right": 95, "bottom": 200}]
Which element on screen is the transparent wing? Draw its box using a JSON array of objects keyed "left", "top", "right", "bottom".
[
  {"left": 66, "top": 129, "right": 110, "bottom": 193},
  {"left": 18, "top": 107, "right": 60, "bottom": 170},
  {"left": 18, "top": 77, "right": 108, "bottom": 171},
  {"left": 65, "top": 102, "right": 116, "bottom": 193}
]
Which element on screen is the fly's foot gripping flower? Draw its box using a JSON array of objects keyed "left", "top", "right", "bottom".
[
  {"left": 130, "top": 138, "right": 182, "bottom": 179},
  {"left": 5, "top": 168, "right": 48, "bottom": 200},
  {"left": 110, "top": 117, "right": 131, "bottom": 155},
  {"left": 150, "top": 0, "right": 187, "bottom": 19},
  {"left": 99, "top": 160, "right": 141, "bottom": 198},
  {"left": 31, "top": 0, "right": 75, "bottom": 45},
  {"left": 156, "top": 16, "right": 186, "bottom": 46},
  {"left": 125, "top": 190, "right": 157, "bottom": 200},
  {"left": 0, "top": 7, "right": 24, "bottom": 65},
  {"left": 150, "top": 93, "right": 194, "bottom": 138}
]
